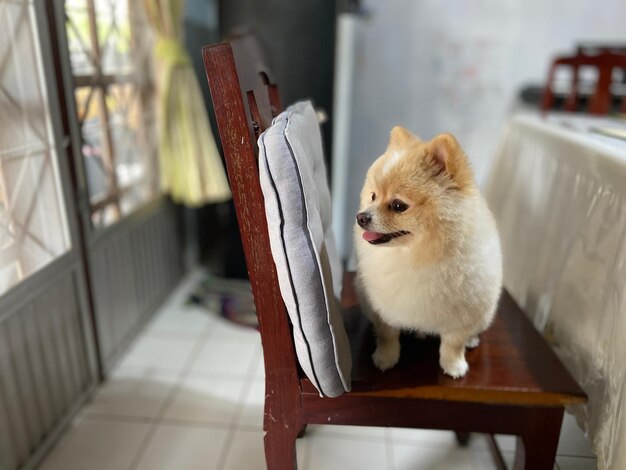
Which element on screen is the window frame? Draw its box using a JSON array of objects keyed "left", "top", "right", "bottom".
[
  {"left": 0, "top": 0, "right": 78, "bottom": 297},
  {"left": 63, "top": 0, "right": 160, "bottom": 230}
]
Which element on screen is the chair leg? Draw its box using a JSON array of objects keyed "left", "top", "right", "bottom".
[
  {"left": 514, "top": 408, "right": 564, "bottom": 470},
  {"left": 454, "top": 431, "right": 471, "bottom": 446},
  {"left": 486, "top": 434, "right": 508, "bottom": 470},
  {"left": 265, "top": 424, "right": 298, "bottom": 470},
  {"left": 264, "top": 393, "right": 302, "bottom": 470}
]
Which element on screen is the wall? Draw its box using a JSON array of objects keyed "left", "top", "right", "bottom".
[
  {"left": 335, "top": 0, "right": 626, "bottom": 260},
  {"left": 219, "top": 0, "right": 337, "bottom": 160}
]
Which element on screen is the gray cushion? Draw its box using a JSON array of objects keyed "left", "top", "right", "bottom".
[{"left": 258, "top": 101, "right": 351, "bottom": 397}]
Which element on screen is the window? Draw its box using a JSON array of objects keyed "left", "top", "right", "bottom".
[
  {"left": 64, "top": 0, "right": 159, "bottom": 228},
  {"left": 0, "top": 0, "right": 71, "bottom": 296}
]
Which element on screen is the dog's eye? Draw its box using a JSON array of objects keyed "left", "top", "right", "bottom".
[
  {"left": 391, "top": 199, "right": 408, "bottom": 212},
  {"left": 371, "top": 193, "right": 376, "bottom": 201}
]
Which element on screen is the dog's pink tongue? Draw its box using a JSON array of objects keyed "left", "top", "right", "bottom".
[{"left": 363, "top": 231, "right": 383, "bottom": 242}]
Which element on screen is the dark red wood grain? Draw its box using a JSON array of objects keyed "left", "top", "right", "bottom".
[
  {"left": 202, "top": 42, "right": 302, "bottom": 469},
  {"left": 202, "top": 36, "right": 587, "bottom": 470},
  {"left": 324, "top": 277, "right": 587, "bottom": 405}
]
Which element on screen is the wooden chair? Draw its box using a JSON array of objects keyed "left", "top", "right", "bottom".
[
  {"left": 202, "top": 36, "right": 587, "bottom": 470},
  {"left": 541, "top": 50, "right": 626, "bottom": 114}
]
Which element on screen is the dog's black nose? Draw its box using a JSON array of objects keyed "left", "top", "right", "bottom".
[{"left": 356, "top": 212, "right": 372, "bottom": 228}]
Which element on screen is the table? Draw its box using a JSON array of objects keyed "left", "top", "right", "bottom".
[{"left": 486, "top": 113, "right": 626, "bottom": 470}]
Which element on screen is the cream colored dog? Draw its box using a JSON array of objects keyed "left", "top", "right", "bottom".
[{"left": 354, "top": 127, "right": 502, "bottom": 378}]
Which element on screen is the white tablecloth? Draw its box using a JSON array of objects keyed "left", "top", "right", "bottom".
[{"left": 486, "top": 113, "right": 626, "bottom": 470}]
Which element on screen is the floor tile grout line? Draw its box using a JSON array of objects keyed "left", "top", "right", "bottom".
[
  {"left": 312, "top": 426, "right": 397, "bottom": 444},
  {"left": 299, "top": 433, "right": 311, "bottom": 470},
  {"left": 81, "top": 412, "right": 153, "bottom": 424},
  {"left": 75, "top": 276, "right": 211, "bottom": 470},
  {"left": 471, "top": 442, "right": 492, "bottom": 470},
  {"left": 389, "top": 436, "right": 482, "bottom": 448},
  {"left": 136, "top": 330, "right": 210, "bottom": 341},
  {"left": 219, "top": 430, "right": 245, "bottom": 469},
  {"left": 384, "top": 428, "right": 396, "bottom": 470},
  {"left": 215, "top": 341, "right": 266, "bottom": 470},
  {"left": 86, "top": 408, "right": 274, "bottom": 433},
  {"left": 243, "top": 342, "right": 264, "bottom": 382},
  {"left": 83, "top": 411, "right": 246, "bottom": 431},
  {"left": 41, "top": 271, "right": 265, "bottom": 470},
  {"left": 153, "top": 417, "right": 234, "bottom": 431},
  {"left": 93, "top": 318, "right": 260, "bottom": 469},
  {"left": 182, "top": 370, "right": 254, "bottom": 381},
  {"left": 470, "top": 446, "right": 481, "bottom": 470},
  {"left": 556, "top": 453, "right": 597, "bottom": 459},
  {"left": 140, "top": 311, "right": 260, "bottom": 470},
  {"left": 127, "top": 317, "right": 217, "bottom": 470}
]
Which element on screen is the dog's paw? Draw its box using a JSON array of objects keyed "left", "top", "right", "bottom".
[
  {"left": 440, "top": 356, "right": 469, "bottom": 379},
  {"left": 372, "top": 344, "right": 400, "bottom": 371},
  {"left": 466, "top": 336, "right": 480, "bottom": 349}
]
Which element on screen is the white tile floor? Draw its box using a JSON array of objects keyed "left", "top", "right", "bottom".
[{"left": 39, "top": 271, "right": 598, "bottom": 470}]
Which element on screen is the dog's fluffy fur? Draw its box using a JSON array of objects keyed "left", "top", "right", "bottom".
[{"left": 354, "top": 127, "right": 502, "bottom": 378}]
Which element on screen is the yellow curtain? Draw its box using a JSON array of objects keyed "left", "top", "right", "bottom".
[{"left": 142, "top": 0, "right": 231, "bottom": 206}]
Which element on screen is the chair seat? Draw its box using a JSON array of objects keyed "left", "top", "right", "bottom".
[{"left": 301, "top": 274, "right": 586, "bottom": 407}]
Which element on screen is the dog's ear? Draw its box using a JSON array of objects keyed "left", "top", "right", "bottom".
[
  {"left": 387, "top": 126, "right": 420, "bottom": 152},
  {"left": 424, "top": 133, "right": 457, "bottom": 176},
  {"left": 424, "top": 133, "right": 474, "bottom": 191}
]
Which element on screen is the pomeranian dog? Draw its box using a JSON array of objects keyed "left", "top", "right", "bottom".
[{"left": 354, "top": 127, "right": 502, "bottom": 378}]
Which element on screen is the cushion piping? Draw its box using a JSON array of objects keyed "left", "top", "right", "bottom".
[
  {"left": 283, "top": 115, "right": 350, "bottom": 393},
  {"left": 259, "top": 130, "right": 326, "bottom": 396}
]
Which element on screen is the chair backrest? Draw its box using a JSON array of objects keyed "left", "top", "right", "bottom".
[
  {"left": 202, "top": 36, "right": 302, "bottom": 393},
  {"left": 541, "top": 51, "right": 626, "bottom": 114},
  {"left": 576, "top": 43, "right": 626, "bottom": 57}
]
